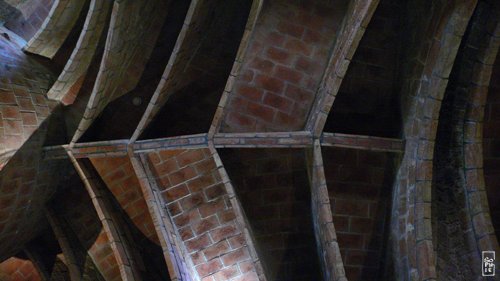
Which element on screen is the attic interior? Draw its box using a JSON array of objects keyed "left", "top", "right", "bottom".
[{"left": 0, "top": 0, "right": 498, "bottom": 281}]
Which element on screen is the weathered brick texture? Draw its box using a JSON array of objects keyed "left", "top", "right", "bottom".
[
  {"left": 220, "top": 148, "right": 322, "bottom": 281},
  {"left": 323, "top": 147, "right": 396, "bottom": 281},
  {"left": 220, "top": 0, "right": 346, "bottom": 132},
  {"left": 147, "top": 148, "right": 259, "bottom": 281}
]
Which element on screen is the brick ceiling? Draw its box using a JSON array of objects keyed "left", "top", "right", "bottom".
[{"left": 0, "top": 0, "right": 498, "bottom": 280}]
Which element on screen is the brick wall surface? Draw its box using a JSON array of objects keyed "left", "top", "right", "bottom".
[
  {"left": 147, "top": 148, "right": 259, "bottom": 281},
  {"left": 219, "top": 148, "right": 322, "bottom": 281},
  {"left": 90, "top": 156, "right": 159, "bottom": 245},
  {"left": 0, "top": 257, "right": 42, "bottom": 281},
  {"left": 322, "top": 147, "right": 396, "bottom": 281},
  {"left": 324, "top": 0, "right": 402, "bottom": 138},
  {"left": 220, "top": 0, "right": 346, "bottom": 132},
  {"left": 484, "top": 52, "right": 500, "bottom": 236},
  {"left": 4, "top": 0, "right": 54, "bottom": 41}
]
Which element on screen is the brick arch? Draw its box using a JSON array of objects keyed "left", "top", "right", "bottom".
[
  {"left": 0, "top": 257, "right": 42, "bottom": 281},
  {"left": 431, "top": 1, "right": 500, "bottom": 278},
  {"left": 389, "top": 0, "right": 478, "bottom": 280},
  {"left": 71, "top": 0, "right": 169, "bottom": 143},
  {"left": 131, "top": 0, "right": 261, "bottom": 141},
  {"left": 46, "top": 0, "right": 112, "bottom": 104}
]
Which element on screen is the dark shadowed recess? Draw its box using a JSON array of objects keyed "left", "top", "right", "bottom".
[
  {"left": 140, "top": 0, "right": 252, "bottom": 139},
  {"left": 322, "top": 147, "right": 398, "bottom": 281},
  {"left": 484, "top": 24, "right": 500, "bottom": 240},
  {"left": 78, "top": 0, "right": 191, "bottom": 142},
  {"left": 219, "top": 148, "right": 323, "bottom": 281},
  {"left": 323, "top": 0, "right": 403, "bottom": 138},
  {"left": 48, "top": 172, "right": 106, "bottom": 280}
]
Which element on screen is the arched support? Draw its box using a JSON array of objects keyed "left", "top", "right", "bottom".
[
  {"left": 131, "top": 0, "right": 262, "bottom": 142},
  {"left": 23, "top": 0, "right": 87, "bottom": 59},
  {"left": 68, "top": 151, "right": 143, "bottom": 281},
  {"left": 306, "top": 140, "right": 347, "bottom": 281},
  {"left": 431, "top": 1, "right": 500, "bottom": 277},
  {"left": 390, "top": 1, "right": 478, "bottom": 280},
  {"left": 71, "top": 0, "right": 169, "bottom": 143},
  {"left": 135, "top": 147, "right": 266, "bottom": 280},
  {"left": 47, "top": 0, "right": 113, "bottom": 104},
  {"left": 305, "top": 0, "right": 380, "bottom": 137}
]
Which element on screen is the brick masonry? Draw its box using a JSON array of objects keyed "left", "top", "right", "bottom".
[
  {"left": 146, "top": 148, "right": 260, "bottom": 281},
  {"left": 389, "top": 0, "right": 479, "bottom": 280},
  {"left": 431, "top": 1, "right": 500, "bottom": 279},
  {"left": 1, "top": 0, "right": 500, "bottom": 280}
]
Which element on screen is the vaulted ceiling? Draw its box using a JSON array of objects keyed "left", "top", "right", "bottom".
[{"left": 0, "top": 0, "right": 498, "bottom": 280}]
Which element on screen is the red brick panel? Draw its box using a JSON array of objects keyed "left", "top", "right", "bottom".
[
  {"left": 0, "top": 257, "right": 42, "bottom": 281},
  {"left": 322, "top": 147, "right": 396, "bottom": 281},
  {"left": 219, "top": 148, "right": 322, "bottom": 281},
  {"left": 484, "top": 53, "right": 500, "bottom": 236},
  {"left": 90, "top": 156, "right": 159, "bottom": 245},
  {"left": 221, "top": 0, "right": 345, "bottom": 132},
  {"left": 0, "top": 34, "right": 58, "bottom": 168},
  {"left": 147, "top": 148, "right": 259, "bottom": 281}
]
